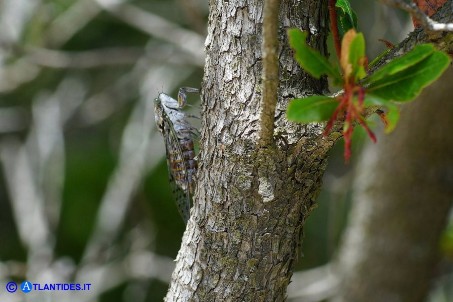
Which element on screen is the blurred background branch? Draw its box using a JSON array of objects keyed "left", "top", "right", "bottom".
[
  {"left": 0, "top": 0, "right": 206, "bottom": 301},
  {"left": 0, "top": 0, "right": 452, "bottom": 301}
]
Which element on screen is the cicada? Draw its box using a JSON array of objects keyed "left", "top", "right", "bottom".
[{"left": 154, "top": 89, "right": 198, "bottom": 223}]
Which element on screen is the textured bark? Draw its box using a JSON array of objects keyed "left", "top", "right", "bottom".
[
  {"left": 334, "top": 66, "right": 453, "bottom": 302},
  {"left": 164, "top": 0, "right": 453, "bottom": 300},
  {"left": 165, "top": 1, "right": 334, "bottom": 301}
]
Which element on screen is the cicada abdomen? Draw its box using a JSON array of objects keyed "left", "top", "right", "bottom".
[
  {"left": 154, "top": 92, "right": 198, "bottom": 223},
  {"left": 176, "top": 137, "right": 197, "bottom": 194}
]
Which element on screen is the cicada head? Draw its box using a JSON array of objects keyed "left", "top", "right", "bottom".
[{"left": 154, "top": 97, "right": 169, "bottom": 135}]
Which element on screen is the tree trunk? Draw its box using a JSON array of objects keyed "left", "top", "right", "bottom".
[
  {"left": 164, "top": 0, "right": 453, "bottom": 299},
  {"left": 165, "top": 0, "right": 335, "bottom": 300},
  {"left": 334, "top": 66, "right": 453, "bottom": 302}
]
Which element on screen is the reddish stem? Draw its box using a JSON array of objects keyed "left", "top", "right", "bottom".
[
  {"left": 378, "top": 38, "right": 395, "bottom": 49},
  {"left": 343, "top": 93, "right": 356, "bottom": 162},
  {"left": 328, "top": 0, "right": 341, "bottom": 60},
  {"left": 357, "top": 86, "right": 365, "bottom": 111},
  {"left": 357, "top": 115, "right": 377, "bottom": 143},
  {"left": 324, "top": 95, "right": 346, "bottom": 136}
]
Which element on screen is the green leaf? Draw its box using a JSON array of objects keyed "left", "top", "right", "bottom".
[
  {"left": 364, "top": 94, "right": 391, "bottom": 106},
  {"left": 349, "top": 32, "right": 366, "bottom": 81},
  {"left": 385, "top": 105, "right": 400, "bottom": 133},
  {"left": 288, "top": 28, "right": 342, "bottom": 82},
  {"left": 368, "top": 50, "right": 451, "bottom": 102},
  {"left": 336, "top": 0, "right": 358, "bottom": 37},
  {"left": 364, "top": 94, "right": 400, "bottom": 133},
  {"left": 367, "top": 44, "right": 435, "bottom": 84},
  {"left": 287, "top": 95, "right": 338, "bottom": 123}
]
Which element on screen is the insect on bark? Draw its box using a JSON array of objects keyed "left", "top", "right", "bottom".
[{"left": 154, "top": 88, "right": 199, "bottom": 224}]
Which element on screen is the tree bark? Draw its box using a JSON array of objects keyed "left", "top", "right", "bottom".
[
  {"left": 165, "top": 1, "right": 334, "bottom": 300},
  {"left": 164, "top": 0, "right": 453, "bottom": 300},
  {"left": 334, "top": 66, "right": 453, "bottom": 302}
]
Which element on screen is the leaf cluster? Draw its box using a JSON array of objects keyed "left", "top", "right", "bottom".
[{"left": 287, "top": 26, "right": 450, "bottom": 160}]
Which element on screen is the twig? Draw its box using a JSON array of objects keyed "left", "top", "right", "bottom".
[
  {"left": 381, "top": 0, "right": 453, "bottom": 31},
  {"left": 0, "top": 141, "right": 51, "bottom": 255},
  {"left": 259, "top": 0, "right": 281, "bottom": 147},
  {"left": 287, "top": 264, "right": 339, "bottom": 301},
  {"left": 73, "top": 249, "right": 175, "bottom": 302},
  {"left": 0, "top": 78, "right": 85, "bottom": 280},
  {"left": 46, "top": 0, "right": 101, "bottom": 47},
  {"left": 369, "top": 0, "right": 453, "bottom": 73},
  {"left": 94, "top": 0, "right": 205, "bottom": 65},
  {"left": 0, "top": 0, "right": 39, "bottom": 43},
  {"left": 26, "top": 47, "right": 145, "bottom": 69},
  {"left": 79, "top": 97, "right": 160, "bottom": 264}
]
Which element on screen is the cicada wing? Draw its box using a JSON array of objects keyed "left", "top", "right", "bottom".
[
  {"left": 166, "top": 164, "right": 191, "bottom": 224},
  {"left": 162, "top": 121, "right": 192, "bottom": 224}
]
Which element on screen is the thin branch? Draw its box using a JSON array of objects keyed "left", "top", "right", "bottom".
[
  {"left": 80, "top": 98, "right": 160, "bottom": 265},
  {"left": 0, "top": 0, "right": 40, "bottom": 43},
  {"left": 0, "top": 79, "right": 85, "bottom": 280},
  {"left": 370, "top": 0, "right": 453, "bottom": 73},
  {"left": 26, "top": 46, "right": 145, "bottom": 69},
  {"left": 0, "top": 57, "right": 40, "bottom": 93},
  {"left": 381, "top": 0, "right": 453, "bottom": 31},
  {"left": 287, "top": 264, "right": 339, "bottom": 301},
  {"left": 46, "top": 0, "right": 101, "bottom": 47},
  {"left": 72, "top": 231, "right": 175, "bottom": 301},
  {"left": 0, "top": 141, "right": 51, "bottom": 254},
  {"left": 259, "top": 0, "right": 281, "bottom": 147},
  {"left": 94, "top": 0, "right": 205, "bottom": 65}
]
